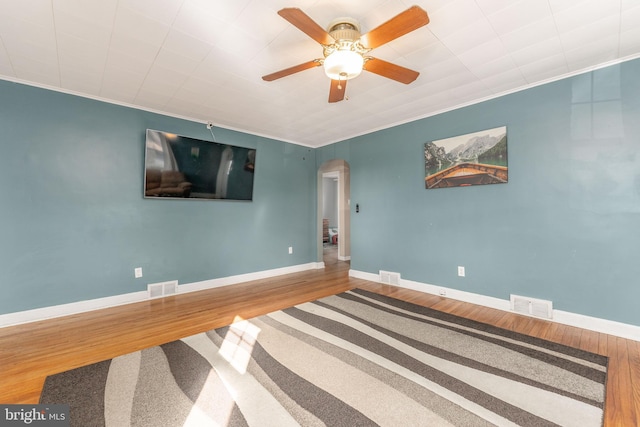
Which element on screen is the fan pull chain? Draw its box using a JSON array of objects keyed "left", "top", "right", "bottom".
[{"left": 337, "top": 72, "right": 347, "bottom": 90}]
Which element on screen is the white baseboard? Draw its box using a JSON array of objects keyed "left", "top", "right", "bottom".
[
  {"left": 179, "top": 262, "right": 324, "bottom": 294},
  {"left": 349, "top": 269, "right": 640, "bottom": 342},
  {"left": 0, "top": 291, "right": 149, "bottom": 329},
  {"left": 0, "top": 263, "right": 322, "bottom": 328}
]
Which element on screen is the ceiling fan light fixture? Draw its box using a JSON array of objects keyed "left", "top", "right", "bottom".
[{"left": 323, "top": 49, "right": 364, "bottom": 80}]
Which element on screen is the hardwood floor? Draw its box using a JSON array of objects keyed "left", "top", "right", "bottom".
[{"left": 1, "top": 259, "right": 638, "bottom": 426}]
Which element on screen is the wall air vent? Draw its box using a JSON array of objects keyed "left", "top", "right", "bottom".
[
  {"left": 379, "top": 270, "right": 401, "bottom": 286},
  {"left": 147, "top": 280, "right": 178, "bottom": 299},
  {"left": 510, "top": 294, "right": 553, "bottom": 319}
]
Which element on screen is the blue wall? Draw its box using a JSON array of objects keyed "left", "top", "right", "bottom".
[
  {"left": 321, "top": 58, "right": 640, "bottom": 326},
  {"left": 0, "top": 80, "right": 317, "bottom": 314},
  {"left": 2, "top": 58, "right": 640, "bottom": 327}
]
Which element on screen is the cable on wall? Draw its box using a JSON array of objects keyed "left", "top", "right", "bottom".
[{"left": 206, "top": 121, "right": 217, "bottom": 142}]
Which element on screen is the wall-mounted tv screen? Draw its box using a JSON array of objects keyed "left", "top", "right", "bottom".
[{"left": 144, "top": 129, "right": 256, "bottom": 201}]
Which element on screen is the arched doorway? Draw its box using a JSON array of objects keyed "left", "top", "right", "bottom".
[{"left": 317, "top": 159, "right": 350, "bottom": 266}]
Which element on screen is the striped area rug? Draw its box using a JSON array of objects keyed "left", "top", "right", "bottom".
[{"left": 40, "top": 289, "right": 607, "bottom": 426}]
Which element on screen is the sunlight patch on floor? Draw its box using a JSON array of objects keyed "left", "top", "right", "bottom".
[{"left": 219, "top": 316, "right": 261, "bottom": 374}]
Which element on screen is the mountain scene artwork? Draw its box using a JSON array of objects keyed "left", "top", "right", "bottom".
[{"left": 425, "top": 126, "right": 508, "bottom": 189}]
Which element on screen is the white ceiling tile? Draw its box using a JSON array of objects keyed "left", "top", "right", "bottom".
[
  {"left": 420, "top": 58, "right": 468, "bottom": 84},
  {"left": 486, "top": 0, "right": 553, "bottom": 36},
  {"left": 480, "top": 68, "right": 528, "bottom": 93},
  {"left": 254, "top": 28, "right": 321, "bottom": 70},
  {"left": 564, "top": 34, "right": 621, "bottom": 71},
  {"left": 161, "top": 102, "right": 196, "bottom": 120},
  {"left": 621, "top": 3, "right": 640, "bottom": 32},
  {"left": 113, "top": 5, "right": 171, "bottom": 47},
  {"left": 0, "top": 0, "right": 53, "bottom": 28},
  {"left": 56, "top": 33, "right": 108, "bottom": 75},
  {"left": 0, "top": 19, "right": 57, "bottom": 60},
  {"left": 427, "top": 0, "right": 486, "bottom": 39},
  {"left": 449, "top": 79, "right": 493, "bottom": 101},
  {"left": 54, "top": 9, "right": 112, "bottom": 48},
  {"left": 547, "top": 0, "right": 580, "bottom": 14},
  {"left": 620, "top": 27, "right": 640, "bottom": 58},
  {"left": 192, "top": 46, "right": 254, "bottom": 84},
  {"left": 427, "top": 68, "right": 479, "bottom": 94},
  {"left": 552, "top": 0, "right": 620, "bottom": 35},
  {"left": 441, "top": 19, "right": 496, "bottom": 55},
  {"left": 475, "top": 0, "right": 515, "bottom": 16},
  {"left": 190, "top": 59, "right": 231, "bottom": 87},
  {"left": 59, "top": 67, "right": 102, "bottom": 94},
  {"left": 558, "top": 15, "right": 620, "bottom": 53},
  {"left": 172, "top": 2, "right": 230, "bottom": 45},
  {"left": 183, "top": 0, "right": 251, "bottom": 22},
  {"left": 509, "top": 37, "right": 564, "bottom": 68},
  {"left": 231, "top": 2, "right": 289, "bottom": 45},
  {"left": 499, "top": 17, "right": 558, "bottom": 53},
  {"left": 406, "top": 41, "right": 457, "bottom": 69},
  {"left": 467, "top": 54, "right": 519, "bottom": 79},
  {"left": 457, "top": 38, "right": 510, "bottom": 70},
  {"left": 52, "top": 0, "right": 117, "bottom": 28},
  {"left": 104, "top": 55, "right": 151, "bottom": 86},
  {"left": 387, "top": 27, "right": 437, "bottom": 57},
  {"left": 172, "top": 82, "right": 215, "bottom": 107},
  {"left": 519, "top": 53, "right": 568, "bottom": 83},
  {"left": 100, "top": 68, "right": 145, "bottom": 102},
  {"left": 0, "top": 39, "right": 15, "bottom": 76},
  {"left": 134, "top": 87, "right": 174, "bottom": 110},
  {"left": 118, "top": 0, "right": 183, "bottom": 26},
  {"left": 152, "top": 48, "right": 201, "bottom": 76},
  {"left": 11, "top": 55, "right": 60, "bottom": 86},
  {"left": 107, "top": 34, "right": 159, "bottom": 72},
  {"left": 0, "top": 39, "right": 57, "bottom": 70},
  {"left": 214, "top": 24, "right": 264, "bottom": 61},
  {"left": 144, "top": 64, "right": 188, "bottom": 90}
]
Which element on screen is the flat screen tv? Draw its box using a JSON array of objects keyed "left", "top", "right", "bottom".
[{"left": 144, "top": 129, "right": 256, "bottom": 201}]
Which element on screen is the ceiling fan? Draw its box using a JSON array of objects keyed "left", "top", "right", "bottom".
[{"left": 262, "top": 6, "right": 430, "bottom": 103}]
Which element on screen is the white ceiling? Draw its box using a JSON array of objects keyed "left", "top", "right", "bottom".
[{"left": 0, "top": 0, "right": 638, "bottom": 147}]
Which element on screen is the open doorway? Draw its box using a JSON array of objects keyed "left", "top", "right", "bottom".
[
  {"left": 322, "top": 171, "right": 340, "bottom": 265},
  {"left": 317, "top": 160, "right": 350, "bottom": 267}
]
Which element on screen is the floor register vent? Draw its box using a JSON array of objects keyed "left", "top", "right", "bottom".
[
  {"left": 148, "top": 280, "right": 178, "bottom": 299},
  {"left": 510, "top": 294, "right": 553, "bottom": 319},
  {"left": 379, "top": 270, "right": 401, "bottom": 286}
]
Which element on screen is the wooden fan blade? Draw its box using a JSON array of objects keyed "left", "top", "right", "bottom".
[
  {"left": 328, "top": 79, "right": 346, "bottom": 103},
  {"left": 364, "top": 58, "right": 419, "bottom": 84},
  {"left": 262, "top": 60, "right": 321, "bottom": 81},
  {"left": 278, "top": 8, "right": 335, "bottom": 45},
  {"left": 360, "top": 6, "right": 429, "bottom": 49}
]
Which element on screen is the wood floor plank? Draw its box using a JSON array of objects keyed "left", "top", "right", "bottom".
[
  {"left": 577, "top": 329, "right": 599, "bottom": 353},
  {"left": 0, "top": 258, "right": 637, "bottom": 426},
  {"left": 631, "top": 339, "right": 640, "bottom": 425},
  {"left": 562, "top": 324, "right": 584, "bottom": 349},
  {"left": 603, "top": 336, "right": 637, "bottom": 426}
]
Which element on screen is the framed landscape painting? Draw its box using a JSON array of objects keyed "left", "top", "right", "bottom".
[{"left": 425, "top": 126, "right": 508, "bottom": 189}]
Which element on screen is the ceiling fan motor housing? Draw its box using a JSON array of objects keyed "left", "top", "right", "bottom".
[
  {"left": 323, "top": 18, "right": 368, "bottom": 80},
  {"left": 328, "top": 18, "right": 361, "bottom": 41}
]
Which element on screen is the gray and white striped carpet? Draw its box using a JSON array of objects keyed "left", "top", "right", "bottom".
[{"left": 40, "top": 289, "right": 607, "bottom": 426}]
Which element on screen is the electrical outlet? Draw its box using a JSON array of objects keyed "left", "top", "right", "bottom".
[
  {"left": 439, "top": 289, "right": 447, "bottom": 296},
  {"left": 457, "top": 266, "right": 465, "bottom": 277},
  {"left": 134, "top": 267, "right": 143, "bottom": 278},
  {"left": 288, "top": 246, "right": 293, "bottom": 254}
]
